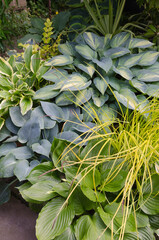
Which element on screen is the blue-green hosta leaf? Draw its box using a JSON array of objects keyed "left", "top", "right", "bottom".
[
  {"left": 5, "top": 118, "right": 19, "bottom": 134},
  {"left": 32, "top": 139, "right": 51, "bottom": 158},
  {"left": 146, "top": 61, "right": 159, "bottom": 74},
  {"left": 61, "top": 73, "right": 91, "bottom": 91},
  {"left": 76, "top": 63, "right": 95, "bottom": 77},
  {"left": 109, "top": 77, "right": 121, "bottom": 91},
  {"left": 20, "top": 96, "right": 33, "bottom": 115},
  {"left": 146, "top": 83, "right": 159, "bottom": 97},
  {"left": 36, "top": 197, "right": 75, "bottom": 240},
  {"left": 0, "top": 143, "right": 16, "bottom": 157},
  {"left": 74, "top": 88, "right": 92, "bottom": 106},
  {"left": 104, "top": 47, "right": 130, "bottom": 59},
  {"left": 75, "top": 44, "right": 97, "bottom": 60},
  {"left": 54, "top": 226, "right": 76, "bottom": 240},
  {"left": 58, "top": 42, "right": 75, "bottom": 56},
  {"left": 114, "top": 88, "right": 139, "bottom": 110},
  {"left": 83, "top": 32, "right": 104, "bottom": 50},
  {"left": 56, "top": 131, "right": 82, "bottom": 144},
  {"left": 118, "top": 54, "right": 142, "bottom": 68},
  {"left": 92, "top": 93, "right": 109, "bottom": 107},
  {"left": 138, "top": 51, "right": 159, "bottom": 66},
  {"left": 0, "top": 153, "right": 16, "bottom": 178},
  {"left": 33, "top": 85, "right": 59, "bottom": 100},
  {"left": 98, "top": 105, "right": 116, "bottom": 123},
  {"left": 10, "top": 146, "right": 33, "bottom": 159},
  {"left": 36, "top": 65, "right": 49, "bottom": 81},
  {"left": 0, "top": 126, "right": 11, "bottom": 141},
  {"left": 0, "top": 181, "right": 11, "bottom": 205},
  {"left": 136, "top": 70, "right": 159, "bottom": 82},
  {"left": 75, "top": 213, "right": 111, "bottom": 240},
  {"left": 9, "top": 106, "right": 31, "bottom": 127},
  {"left": 110, "top": 32, "right": 130, "bottom": 48},
  {"left": 130, "top": 79, "right": 148, "bottom": 93},
  {"left": 42, "top": 68, "right": 68, "bottom": 82},
  {"left": 93, "top": 77, "right": 109, "bottom": 95},
  {"left": 93, "top": 57, "right": 112, "bottom": 73},
  {"left": 128, "top": 38, "right": 153, "bottom": 49},
  {"left": 41, "top": 101, "right": 64, "bottom": 122},
  {"left": 45, "top": 55, "right": 73, "bottom": 66},
  {"left": 30, "top": 52, "right": 40, "bottom": 73},
  {"left": 113, "top": 66, "right": 133, "bottom": 80},
  {"left": 55, "top": 92, "right": 75, "bottom": 106},
  {"left": 0, "top": 57, "right": 13, "bottom": 77}
]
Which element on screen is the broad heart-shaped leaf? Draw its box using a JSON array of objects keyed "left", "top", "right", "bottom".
[
  {"left": 33, "top": 85, "right": 59, "bottom": 100},
  {"left": 41, "top": 101, "right": 64, "bottom": 122},
  {"left": 56, "top": 131, "right": 82, "bottom": 144},
  {"left": 0, "top": 57, "right": 13, "bottom": 77},
  {"left": 118, "top": 54, "right": 142, "bottom": 68},
  {"left": 14, "top": 159, "right": 39, "bottom": 181},
  {"left": 113, "top": 66, "right": 133, "bottom": 80},
  {"left": 10, "top": 146, "right": 33, "bottom": 160},
  {"left": 93, "top": 57, "right": 112, "bottom": 73},
  {"left": 45, "top": 55, "right": 73, "bottom": 66},
  {"left": 98, "top": 203, "right": 149, "bottom": 233},
  {"left": 20, "top": 96, "right": 33, "bottom": 115},
  {"left": 17, "top": 182, "right": 40, "bottom": 203},
  {"left": 139, "top": 194, "right": 159, "bottom": 215},
  {"left": 0, "top": 143, "right": 16, "bottom": 157},
  {"left": 42, "top": 68, "right": 68, "bottom": 82},
  {"left": 75, "top": 213, "right": 111, "bottom": 240},
  {"left": 136, "top": 69, "right": 159, "bottom": 82},
  {"left": 36, "top": 197, "right": 75, "bottom": 240},
  {"left": 138, "top": 51, "right": 159, "bottom": 66},
  {"left": 9, "top": 106, "right": 31, "bottom": 127},
  {"left": 110, "top": 32, "right": 130, "bottom": 48},
  {"left": 32, "top": 139, "right": 51, "bottom": 157},
  {"left": 146, "top": 83, "right": 159, "bottom": 97},
  {"left": 0, "top": 126, "right": 11, "bottom": 141},
  {"left": 0, "top": 181, "right": 11, "bottom": 205},
  {"left": 60, "top": 73, "right": 91, "bottom": 92},
  {"left": 75, "top": 88, "right": 92, "bottom": 105},
  {"left": 93, "top": 77, "right": 109, "bottom": 95},
  {"left": 83, "top": 32, "right": 104, "bottom": 50},
  {"left": 127, "top": 38, "right": 153, "bottom": 49},
  {"left": 98, "top": 105, "right": 116, "bottom": 123},
  {"left": 30, "top": 51, "right": 40, "bottom": 73},
  {"left": 24, "top": 45, "right": 32, "bottom": 69},
  {"left": 0, "top": 153, "right": 16, "bottom": 178},
  {"left": 23, "top": 180, "right": 57, "bottom": 202},
  {"left": 75, "top": 44, "right": 97, "bottom": 60},
  {"left": 119, "top": 226, "right": 154, "bottom": 240},
  {"left": 55, "top": 92, "right": 75, "bottom": 106},
  {"left": 76, "top": 63, "right": 95, "bottom": 77},
  {"left": 58, "top": 42, "right": 75, "bottom": 56},
  {"left": 54, "top": 226, "right": 76, "bottom": 240},
  {"left": 18, "top": 117, "right": 41, "bottom": 145},
  {"left": 104, "top": 47, "right": 130, "bottom": 59},
  {"left": 92, "top": 93, "right": 109, "bottom": 107},
  {"left": 114, "top": 88, "right": 139, "bottom": 110},
  {"left": 130, "top": 79, "right": 148, "bottom": 94}
]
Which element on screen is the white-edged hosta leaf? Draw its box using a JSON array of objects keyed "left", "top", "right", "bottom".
[
  {"left": 136, "top": 70, "right": 159, "bottom": 82},
  {"left": 118, "top": 54, "right": 142, "bottom": 68},
  {"left": 36, "top": 197, "right": 75, "bottom": 240},
  {"left": 30, "top": 52, "right": 40, "bottom": 73},
  {"left": 83, "top": 32, "right": 104, "bottom": 50},
  {"left": 24, "top": 45, "right": 32, "bottom": 69},
  {"left": 110, "top": 32, "right": 130, "bottom": 48},
  {"left": 76, "top": 63, "right": 95, "bottom": 77},
  {"left": 92, "top": 57, "right": 112, "bottom": 73},
  {"left": 32, "top": 139, "right": 51, "bottom": 157},
  {"left": 75, "top": 44, "right": 97, "bottom": 60},
  {"left": 41, "top": 101, "right": 64, "bottom": 122},
  {"left": 128, "top": 38, "right": 153, "bottom": 49},
  {"left": 0, "top": 153, "right": 16, "bottom": 178},
  {"left": 138, "top": 51, "right": 159, "bottom": 66},
  {"left": 42, "top": 68, "right": 68, "bottom": 82},
  {"left": 0, "top": 57, "right": 13, "bottom": 77},
  {"left": 75, "top": 213, "right": 111, "bottom": 240},
  {"left": 93, "top": 77, "right": 109, "bottom": 95},
  {"left": 20, "top": 96, "right": 33, "bottom": 115},
  {"left": 113, "top": 66, "right": 133, "bottom": 80},
  {"left": 104, "top": 47, "right": 130, "bottom": 59},
  {"left": 33, "top": 85, "right": 59, "bottom": 100},
  {"left": 58, "top": 42, "right": 75, "bottom": 56},
  {"left": 130, "top": 79, "right": 148, "bottom": 93},
  {"left": 92, "top": 93, "right": 109, "bottom": 107},
  {"left": 45, "top": 55, "right": 73, "bottom": 66}
]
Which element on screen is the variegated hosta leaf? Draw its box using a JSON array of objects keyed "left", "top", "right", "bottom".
[
  {"left": 55, "top": 92, "right": 75, "bottom": 106},
  {"left": 83, "top": 32, "right": 104, "bottom": 50},
  {"left": 30, "top": 52, "right": 40, "bottom": 73},
  {"left": 130, "top": 79, "right": 148, "bottom": 93},
  {"left": 24, "top": 45, "right": 32, "bottom": 69},
  {"left": 118, "top": 54, "right": 142, "bottom": 68},
  {"left": 136, "top": 70, "right": 159, "bottom": 82},
  {"left": 20, "top": 96, "right": 33, "bottom": 115},
  {"left": 75, "top": 44, "right": 97, "bottom": 60},
  {"left": 146, "top": 62, "right": 159, "bottom": 74},
  {"left": 128, "top": 38, "right": 153, "bottom": 49},
  {"left": 110, "top": 32, "right": 130, "bottom": 48},
  {"left": 93, "top": 77, "right": 109, "bottom": 95},
  {"left": 42, "top": 68, "right": 68, "bottom": 82},
  {"left": 45, "top": 55, "right": 73, "bottom": 66},
  {"left": 137, "top": 95, "right": 150, "bottom": 115},
  {"left": 92, "top": 57, "right": 112, "bottom": 73},
  {"left": 113, "top": 66, "right": 133, "bottom": 80},
  {"left": 76, "top": 63, "right": 95, "bottom": 77},
  {"left": 98, "top": 105, "right": 116, "bottom": 123},
  {"left": 104, "top": 47, "right": 130, "bottom": 59},
  {"left": 36, "top": 197, "right": 75, "bottom": 240},
  {"left": 92, "top": 93, "right": 109, "bottom": 107},
  {"left": 33, "top": 85, "right": 59, "bottom": 100},
  {"left": 0, "top": 57, "right": 13, "bottom": 77},
  {"left": 138, "top": 51, "right": 159, "bottom": 66},
  {"left": 58, "top": 42, "right": 75, "bottom": 56},
  {"left": 146, "top": 83, "right": 159, "bottom": 97},
  {"left": 75, "top": 88, "right": 92, "bottom": 105}
]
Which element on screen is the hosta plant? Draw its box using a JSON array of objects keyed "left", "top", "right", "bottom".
[
  {"left": 18, "top": 99, "right": 159, "bottom": 240},
  {"left": 35, "top": 31, "right": 159, "bottom": 123}
]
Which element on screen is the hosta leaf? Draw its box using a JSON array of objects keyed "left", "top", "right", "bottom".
[
  {"left": 9, "top": 106, "right": 31, "bottom": 127},
  {"left": 0, "top": 118, "right": 5, "bottom": 130},
  {"left": 146, "top": 83, "right": 159, "bottom": 97},
  {"left": 83, "top": 32, "right": 104, "bottom": 50},
  {"left": 128, "top": 38, "right": 153, "bottom": 49},
  {"left": 54, "top": 226, "right": 76, "bottom": 240},
  {"left": 0, "top": 153, "right": 16, "bottom": 178},
  {"left": 75, "top": 88, "right": 92, "bottom": 105},
  {"left": 58, "top": 42, "right": 75, "bottom": 56},
  {"left": 55, "top": 92, "right": 75, "bottom": 106},
  {"left": 30, "top": 52, "right": 40, "bottom": 73},
  {"left": 33, "top": 85, "right": 59, "bottom": 100},
  {"left": 149, "top": 215, "right": 159, "bottom": 230},
  {"left": 104, "top": 47, "right": 130, "bottom": 59},
  {"left": 118, "top": 54, "right": 142, "bottom": 68},
  {"left": 0, "top": 57, "right": 13, "bottom": 77},
  {"left": 92, "top": 57, "right": 112, "bottom": 73},
  {"left": 0, "top": 126, "right": 11, "bottom": 141},
  {"left": 0, "top": 76, "right": 13, "bottom": 88},
  {"left": 113, "top": 66, "right": 133, "bottom": 80},
  {"left": 0, "top": 143, "right": 16, "bottom": 157},
  {"left": 92, "top": 93, "right": 109, "bottom": 107},
  {"left": 36, "top": 65, "right": 49, "bottom": 81},
  {"left": 36, "top": 197, "right": 75, "bottom": 240},
  {"left": 24, "top": 45, "right": 32, "bottom": 69},
  {"left": 45, "top": 55, "right": 73, "bottom": 66},
  {"left": 136, "top": 70, "right": 159, "bottom": 82},
  {"left": 130, "top": 79, "right": 148, "bottom": 93},
  {"left": 139, "top": 194, "right": 159, "bottom": 215},
  {"left": 75, "top": 44, "right": 97, "bottom": 60},
  {"left": 93, "top": 77, "right": 109, "bottom": 95},
  {"left": 75, "top": 213, "right": 111, "bottom": 240},
  {"left": 41, "top": 101, "right": 64, "bottom": 122},
  {"left": 56, "top": 131, "right": 82, "bottom": 144},
  {"left": 110, "top": 32, "right": 130, "bottom": 48},
  {"left": 0, "top": 181, "right": 11, "bottom": 205},
  {"left": 42, "top": 68, "right": 68, "bottom": 82},
  {"left": 98, "top": 105, "right": 116, "bottom": 123},
  {"left": 11, "top": 146, "right": 33, "bottom": 160},
  {"left": 20, "top": 96, "right": 33, "bottom": 115},
  {"left": 76, "top": 63, "right": 95, "bottom": 77},
  {"left": 32, "top": 139, "right": 51, "bottom": 157},
  {"left": 138, "top": 51, "right": 159, "bottom": 66}
]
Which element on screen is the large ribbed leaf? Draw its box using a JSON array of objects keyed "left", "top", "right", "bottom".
[
  {"left": 75, "top": 45, "right": 97, "bottom": 60},
  {"left": 138, "top": 51, "right": 159, "bottom": 66},
  {"left": 75, "top": 213, "right": 111, "bottom": 240},
  {"left": 136, "top": 70, "right": 159, "bottom": 82},
  {"left": 75, "top": 88, "right": 92, "bottom": 105},
  {"left": 104, "top": 47, "right": 130, "bottom": 59},
  {"left": 54, "top": 226, "right": 76, "bottom": 240},
  {"left": 0, "top": 143, "right": 16, "bottom": 157},
  {"left": 110, "top": 32, "right": 130, "bottom": 48},
  {"left": 46, "top": 55, "right": 73, "bottom": 66},
  {"left": 83, "top": 32, "right": 104, "bottom": 50},
  {"left": 93, "top": 77, "right": 108, "bottom": 95},
  {"left": 128, "top": 38, "right": 153, "bottom": 49},
  {"left": 98, "top": 105, "right": 116, "bottom": 123},
  {"left": 113, "top": 66, "right": 133, "bottom": 80},
  {"left": 139, "top": 194, "right": 159, "bottom": 215},
  {"left": 93, "top": 57, "right": 112, "bottom": 73},
  {"left": 11, "top": 146, "right": 33, "bottom": 159},
  {"left": 36, "top": 197, "right": 75, "bottom": 240}
]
